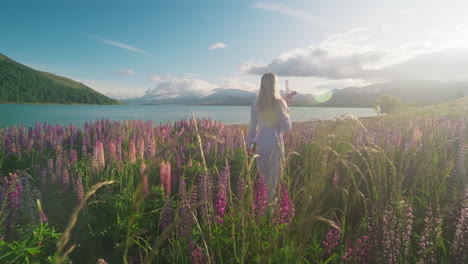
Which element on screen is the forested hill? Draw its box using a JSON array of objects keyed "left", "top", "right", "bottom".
[{"left": 0, "top": 53, "right": 122, "bottom": 104}]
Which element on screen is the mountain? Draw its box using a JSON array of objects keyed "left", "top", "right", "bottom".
[
  {"left": 0, "top": 53, "right": 122, "bottom": 104},
  {"left": 122, "top": 88, "right": 257, "bottom": 106},
  {"left": 318, "top": 80, "right": 468, "bottom": 107},
  {"left": 199, "top": 88, "right": 256, "bottom": 105}
]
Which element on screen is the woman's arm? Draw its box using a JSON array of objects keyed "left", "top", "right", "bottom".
[
  {"left": 247, "top": 101, "right": 258, "bottom": 148},
  {"left": 278, "top": 99, "right": 292, "bottom": 132}
]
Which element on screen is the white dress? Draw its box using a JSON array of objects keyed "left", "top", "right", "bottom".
[{"left": 247, "top": 100, "right": 292, "bottom": 200}]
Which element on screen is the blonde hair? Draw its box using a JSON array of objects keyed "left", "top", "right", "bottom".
[{"left": 256, "top": 73, "right": 287, "bottom": 126}]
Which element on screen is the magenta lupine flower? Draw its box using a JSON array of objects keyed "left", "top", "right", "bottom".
[
  {"left": 253, "top": 173, "right": 268, "bottom": 218},
  {"left": 276, "top": 181, "right": 295, "bottom": 225},
  {"left": 189, "top": 241, "right": 205, "bottom": 264},
  {"left": 214, "top": 179, "right": 227, "bottom": 224},
  {"left": 75, "top": 174, "right": 84, "bottom": 201},
  {"left": 321, "top": 224, "right": 341, "bottom": 254},
  {"left": 82, "top": 137, "right": 87, "bottom": 157},
  {"left": 159, "top": 199, "right": 173, "bottom": 232},
  {"left": 96, "top": 258, "right": 109, "bottom": 264}
]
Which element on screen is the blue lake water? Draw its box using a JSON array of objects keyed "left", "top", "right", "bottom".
[{"left": 0, "top": 104, "right": 377, "bottom": 129}]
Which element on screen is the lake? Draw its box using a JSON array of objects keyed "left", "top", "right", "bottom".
[{"left": 0, "top": 104, "right": 377, "bottom": 129}]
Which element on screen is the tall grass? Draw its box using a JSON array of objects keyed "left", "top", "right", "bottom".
[{"left": 0, "top": 113, "right": 466, "bottom": 263}]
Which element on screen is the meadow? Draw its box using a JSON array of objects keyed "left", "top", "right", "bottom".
[{"left": 0, "top": 108, "right": 466, "bottom": 263}]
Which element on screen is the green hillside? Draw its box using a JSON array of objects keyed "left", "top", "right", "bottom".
[{"left": 0, "top": 53, "right": 123, "bottom": 104}]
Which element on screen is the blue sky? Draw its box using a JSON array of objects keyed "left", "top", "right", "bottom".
[{"left": 2, "top": 0, "right": 468, "bottom": 99}]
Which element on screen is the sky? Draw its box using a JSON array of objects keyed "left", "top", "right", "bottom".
[{"left": 1, "top": 0, "right": 468, "bottom": 99}]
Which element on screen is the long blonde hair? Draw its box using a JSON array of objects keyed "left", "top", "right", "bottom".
[{"left": 256, "top": 73, "right": 286, "bottom": 126}]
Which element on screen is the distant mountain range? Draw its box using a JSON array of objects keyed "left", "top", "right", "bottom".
[
  {"left": 320, "top": 80, "right": 468, "bottom": 107},
  {"left": 0, "top": 53, "right": 122, "bottom": 105},
  {"left": 123, "top": 80, "right": 468, "bottom": 107}
]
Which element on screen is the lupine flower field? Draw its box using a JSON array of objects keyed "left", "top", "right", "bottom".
[{"left": 0, "top": 113, "right": 466, "bottom": 263}]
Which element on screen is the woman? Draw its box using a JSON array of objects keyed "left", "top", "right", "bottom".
[{"left": 247, "top": 73, "right": 292, "bottom": 201}]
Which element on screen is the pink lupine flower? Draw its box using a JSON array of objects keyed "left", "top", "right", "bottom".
[
  {"left": 254, "top": 173, "right": 268, "bottom": 218},
  {"left": 36, "top": 199, "right": 48, "bottom": 223},
  {"left": 189, "top": 241, "right": 205, "bottom": 264},
  {"left": 322, "top": 224, "right": 341, "bottom": 254},
  {"left": 129, "top": 139, "right": 136, "bottom": 164},
  {"left": 276, "top": 181, "right": 295, "bottom": 225},
  {"left": 62, "top": 169, "right": 70, "bottom": 191},
  {"left": 75, "top": 174, "right": 84, "bottom": 201},
  {"left": 160, "top": 161, "right": 171, "bottom": 195},
  {"left": 140, "top": 162, "right": 149, "bottom": 194},
  {"left": 137, "top": 136, "right": 145, "bottom": 160}
]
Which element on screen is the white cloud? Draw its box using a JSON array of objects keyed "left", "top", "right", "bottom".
[
  {"left": 253, "top": 2, "right": 322, "bottom": 25},
  {"left": 149, "top": 74, "right": 175, "bottom": 82},
  {"left": 209, "top": 42, "right": 228, "bottom": 50},
  {"left": 240, "top": 28, "right": 467, "bottom": 81},
  {"left": 218, "top": 76, "right": 258, "bottom": 91},
  {"left": 75, "top": 78, "right": 147, "bottom": 99},
  {"left": 117, "top": 69, "right": 135, "bottom": 75},
  {"left": 144, "top": 76, "right": 219, "bottom": 98},
  {"left": 92, "top": 36, "right": 148, "bottom": 54}
]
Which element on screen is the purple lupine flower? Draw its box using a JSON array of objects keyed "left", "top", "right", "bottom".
[
  {"left": 159, "top": 199, "right": 173, "bottom": 232},
  {"left": 452, "top": 189, "right": 467, "bottom": 263},
  {"left": 178, "top": 175, "right": 195, "bottom": 238},
  {"left": 55, "top": 155, "right": 62, "bottom": 180},
  {"left": 69, "top": 148, "right": 78, "bottom": 166},
  {"left": 213, "top": 161, "right": 230, "bottom": 223},
  {"left": 48, "top": 159, "right": 56, "bottom": 183},
  {"left": 197, "top": 173, "right": 212, "bottom": 220},
  {"left": 382, "top": 207, "right": 399, "bottom": 264},
  {"left": 275, "top": 181, "right": 295, "bottom": 225},
  {"left": 400, "top": 200, "right": 414, "bottom": 259},
  {"left": 96, "top": 258, "right": 109, "bottom": 264},
  {"left": 75, "top": 174, "right": 84, "bottom": 201},
  {"left": 332, "top": 170, "right": 340, "bottom": 190},
  {"left": 117, "top": 137, "right": 123, "bottom": 165},
  {"left": 253, "top": 173, "right": 268, "bottom": 218},
  {"left": 416, "top": 207, "right": 441, "bottom": 264},
  {"left": 189, "top": 241, "right": 205, "bottom": 264},
  {"left": 82, "top": 137, "right": 87, "bottom": 157}
]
